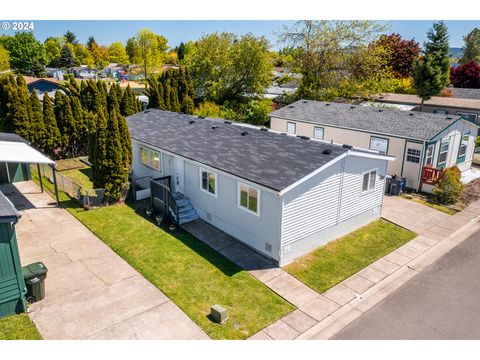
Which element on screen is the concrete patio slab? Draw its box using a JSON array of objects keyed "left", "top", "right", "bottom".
[{"left": 265, "top": 273, "right": 303, "bottom": 297}]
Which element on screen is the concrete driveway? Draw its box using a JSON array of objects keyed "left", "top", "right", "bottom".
[
  {"left": 333, "top": 228, "right": 480, "bottom": 339},
  {"left": 2, "top": 181, "right": 208, "bottom": 340}
]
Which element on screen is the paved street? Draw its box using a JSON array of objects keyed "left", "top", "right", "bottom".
[{"left": 333, "top": 228, "right": 480, "bottom": 340}]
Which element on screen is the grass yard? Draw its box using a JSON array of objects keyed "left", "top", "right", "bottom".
[
  {"left": 285, "top": 219, "right": 416, "bottom": 294},
  {"left": 0, "top": 314, "right": 42, "bottom": 340},
  {"left": 31, "top": 174, "right": 293, "bottom": 339},
  {"left": 55, "top": 158, "right": 94, "bottom": 190}
]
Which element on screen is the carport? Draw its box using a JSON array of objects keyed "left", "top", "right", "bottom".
[{"left": 0, "top": 133, "right": 59, "bottom": 205}]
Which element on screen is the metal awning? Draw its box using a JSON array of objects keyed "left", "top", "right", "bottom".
[{"left": 0, "top": 141, "right": 54, "bottom": 164}]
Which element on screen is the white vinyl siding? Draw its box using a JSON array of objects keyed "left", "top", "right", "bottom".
[{"left": 282, "top": 161, "right": 342, "bottom": 246}]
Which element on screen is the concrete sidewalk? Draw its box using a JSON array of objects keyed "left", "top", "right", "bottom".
[{"left": 3, "top": 181, "right": 208, "bottom": 340}]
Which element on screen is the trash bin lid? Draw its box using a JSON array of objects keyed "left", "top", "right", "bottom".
[{"left": 22, "top": 262, "right": 48, "bottom": 277}]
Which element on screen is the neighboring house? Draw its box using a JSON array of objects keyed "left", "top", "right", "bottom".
[
  {"left": 24, "top": 77, "right": 61, "bottom": 95},
  {"left": 69, "top": 66, "right": 97, "bottom": 79},
  {"left": 376, "top": 93, "right": 480, "bottom": 125},
  {"left": 127, "top": 109, "right": 393, "bottom": 265},
  {"left": 45, "top": 67, "right": 65, "bottom": 80},
  {"left": 450, "top": 87, "right": 480, "bottom": 101},
  {"left": 270, "top": 99, "right": 479, "bottom": 193},
  {"left": 264, "top": 86, "right": 297, "bottom": 100}
]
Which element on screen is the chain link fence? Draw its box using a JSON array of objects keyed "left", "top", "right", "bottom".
[{"left": 32, "top": 163, "right": 106, "bottom": 208}]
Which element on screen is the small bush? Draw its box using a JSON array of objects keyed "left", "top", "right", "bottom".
[{"left": 433, "top": 166, "right": 464, "bottom": 205}]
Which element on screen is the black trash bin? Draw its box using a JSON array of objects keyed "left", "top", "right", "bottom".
[{"left": 22, "top": 262, "right": 48, "bottom": 303}]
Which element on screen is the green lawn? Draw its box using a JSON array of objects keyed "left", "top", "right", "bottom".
[
  {"left": 55, "top": 158, "right": 94, "bottom": 190},
  {"left": 31, "top": 174, "right": 293, "bottom": 339},
  {"left": 285, "top": 219, "right": 417, "bottom": 293},
  {"left": 0, "top": 314, "right": 42, "bottom": 340}
]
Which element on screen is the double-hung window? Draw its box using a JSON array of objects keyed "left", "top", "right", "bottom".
[
  {"left": 438, "top": 138, "right": 450, "bottom": 167},
  {"left": 369, "top": 136, "right": 389, "bottom": 154},
  {"left": 287, "top": 122, "right": 296, "bottom": 134},
  {"left": 200, "top": 169, "right": 217, "bottom": 196},
  {"left": 140, "top": 146, "right": 160, "bottom": 170},
  {"left": 406, "top": 148, "right": 421, "bottom": 163},
  {"left": 425, "top": 144, "right": 435, "bottom": 166},
  {"left": 458, "top": 133, "right": 469, "bottom": 159},
  {"left": 313, "top": 126, "right": 324, "bottom": 140},
  {"left": 362, "top": 169, "right": 377, "bottom": 193},
  {"left": 238, "top": 183, "right": 260, "bottom": 215}
]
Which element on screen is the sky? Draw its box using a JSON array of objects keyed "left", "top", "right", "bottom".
[{"left": 0, "top": 20, "right": 478, "bottom": 49}]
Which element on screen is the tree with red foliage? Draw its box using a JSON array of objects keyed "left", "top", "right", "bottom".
[
  {"left": 375, "top": 33, "right": 421, "bottom": 78},
  {"left": 450, "top": 61, "right": 480, "bottom": 88}
]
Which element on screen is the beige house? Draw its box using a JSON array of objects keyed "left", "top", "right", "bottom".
[
  {"left": 270, "top": 100, "right": 479, "bottom": 192},
  {"left": 376, "top": 93, "right": 480, "bottom": 126}
]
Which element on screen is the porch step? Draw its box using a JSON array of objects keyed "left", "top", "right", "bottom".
[{"left": 168, "top": 194, "right": 199, "bottom": 225}]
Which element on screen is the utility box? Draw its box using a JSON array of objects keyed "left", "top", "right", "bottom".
[
  {"left": 0, "top": 191, "right": 27, "bottom": 319},
  {"left": 210, "top": 304, "right": 228, "bottom": 324}
]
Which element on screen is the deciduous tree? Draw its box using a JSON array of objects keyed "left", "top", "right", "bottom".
[
  {"left": 460, "top": 28, "right": 480, "bottom": 64},
  {"left": 374, "top": 33, "right": 420, "bottom": 78},
  {"left": 450, "top": 61, "right": 480, "bottom": 88}
]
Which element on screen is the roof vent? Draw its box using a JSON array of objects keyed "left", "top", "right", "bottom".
[
  {"left": 297, "top": 135, "right": 310, "bottom": 140},
  {"left": 322, "top": 149, "right": 332, "bottom": 155},
  {"left": 280, "top": 133, "right": 287, "bottom": 135},
  {"left": 289, "top": 105, "right": 295, "bottom": 109},
  {"left": 303, "top": 100, "right": 308, "bottom": 103},
  {"left": 179, "top": 112, "right": 185, "bottom": 115},
  {"left": 378, "top": 109, "right": 383, "bottom": 112},
  {"left": 350, "top": 106, "right": 356, "bottom": 109},
  {"left": 325, "top": 103, "right": 331, "bottom": 106},
  {"left": 446, "top": 116, "right": 453, "bottom": 120},
  {"left": 409, "top": 113, "right": 414, "bottom": 116},
  {"left": 241, "top": 131, "right": 248, "bottom": 136},
  {"left": 198, "top": 116, "right": 206, "bottom": 119},
  {"left": 211, "top": 125, "right": 218, "bottom": 129},
  {"left": 342, "top": 144, "right": 353, "bottom": 149},
  {"left": 144, "top": 109, "right": 150, "bottom": 113},
  {"left": 189, "top": 120, "right": 196, "bottom": 124},
  {"left": 224, "top": 121, "right": 232, "bottom": 124},
  {"left": 260, "top": 127, "right": 268, "bottom": 132}
]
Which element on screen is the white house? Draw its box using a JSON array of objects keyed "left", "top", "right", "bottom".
[
  {"left": 270, "top": 99, "right": 479, "bottom": 193},
  {"left": 127, "top": 110, "right": 394, "bottom": 265}
]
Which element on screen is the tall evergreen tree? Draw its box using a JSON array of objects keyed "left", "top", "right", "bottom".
[
  {"left": 29, "top": 91, "right": 46, "bottom": 150},
  {"left": 57, "top": 45, "right": 78, "bottom": 68},
  {"left": 42, "top": 92, "right": 61, "bottom": 156},
  {"left": 413, "top": 21, "right": 451, "bottom": 111},
  {"left": 182, "top": 95, "right": 194, "bottom": 115},
  {"left": 13, "top": 76, "right": 32, "bottom": 142}
]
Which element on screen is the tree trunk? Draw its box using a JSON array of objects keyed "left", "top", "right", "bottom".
[{"left": 419, "top": 98, "right": 424, "bottom": 112}]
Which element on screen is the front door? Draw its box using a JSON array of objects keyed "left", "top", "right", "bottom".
[{"left": 175, "top": 158, "right": 185, "bottom": 195}]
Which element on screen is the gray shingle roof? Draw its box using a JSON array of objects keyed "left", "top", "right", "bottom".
[
  {"left": 450, "top": 87, "right": 480, "bottom": 100},
  {"left": 127, "top": 110, "right": 349, "bottom": 192},
  {"left": 270, "top": 99, "right": 463, "bottom": 141},
  {"left": 0, "top": 190, "right": 20, "bottom": 222},
  {"left": 0, "top": 132, "right": 28, "bottom": 143}
]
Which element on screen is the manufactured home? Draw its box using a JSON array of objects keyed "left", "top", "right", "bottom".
[
  {"left": 127, "top": 110, "right": 394, "bottom": 265},
  {"left": 270, "top": 99, "right": 479, "bottom": 193}
]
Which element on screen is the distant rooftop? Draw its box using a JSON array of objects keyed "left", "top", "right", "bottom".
[
  {"left": 449, "top": 87, "right": 480, "bottom": 101},
  {"left": 270, "top": 99, "right": 467, "bottom": 141},
  {"left": 378, "top": 93, "right": 480, "bottom": 111},
  {"left": 0, "top": 190, "right": 20, "bottom": 222},
  {"left": 127, "top": 109, "right": 351, "bottom": 192},
  {"left": 0, "top": 132, "right": 28, "bottom": 144}
]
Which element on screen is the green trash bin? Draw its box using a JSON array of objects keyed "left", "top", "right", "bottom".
[{"left": 22, "top": 262, "right": 48, "bottom": 303}]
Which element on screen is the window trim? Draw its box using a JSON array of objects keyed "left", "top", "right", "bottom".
[
  {"left": 457, "top": 132, "right": 470, "bottom": 163},
  {"left": 361, "top": 168, "right": 378, "bottom": 194},
  {"left": 199, "top": 168, "right": 218, "bottom": 197},
  {"left": 456, "top": 111, "right": 478, "bottom": 122},
  {"left": 425, "top": 143, "right": 435, "bottom": 166},
  {"left": 237, "top": 182, "right": 261, "bottom": 216},
  {"left": 313, "top": 126, "right": 324, "bottom": 140},
  {"left": 286, "top": 121, "right": 296, "bottom": 135},
  {"left": 369, "top": 136, "right": 389, "bottom": 155},
  {"left": 406, "top": 148, "right": 422, "bottom": 164},
  {"left": 139, "top": 146, "right": 161, "bottom": 170},
  {"left": 437, "top": 137, "right": 450, "bottom": 167}
]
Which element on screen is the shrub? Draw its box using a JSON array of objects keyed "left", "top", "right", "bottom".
[
  {"left": 433, "top": 166, "right": 464, "bottom": 204},
  {"left": 450, "top": 61, "right": 480, "bottom": 88}
]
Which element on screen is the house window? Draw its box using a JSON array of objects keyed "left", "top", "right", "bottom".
[
  {"left": 426, "top": 144, "right": 435, "bottom": 166},
  {"left": 456, "top": 112, "right": 478, "bottom": 122},
  {"left": 438, "top": 138, "right": 450, "bottom": 166},
  {"left": 200, "top": 169, "right": 217, "bottom": 196},
  {"left": 362, "top": 169, "right": 377, "bottom": 193},
  {"left": 369, "top": 136, "right": 389, "bottom": 154},
  {"left": 458, "top": 133, "right": 469, "bottom": 159},
  {"left": 313, "top": 126, "right": 324, "bottom": 140},
  {"left": 287, "top": 122, "right": 296, "bottom": 134},
  {"left": 406, "top": 148, "right": 421, "bottom": 163},
  {"left": 434, "top": 109, "right": 448, "bottom": 114},
  {"left": 140, "top": 146, "right": 160, "bottom": 170},
  {"left": 238, "top": 183, "right": 260, "bottom": 215}
]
